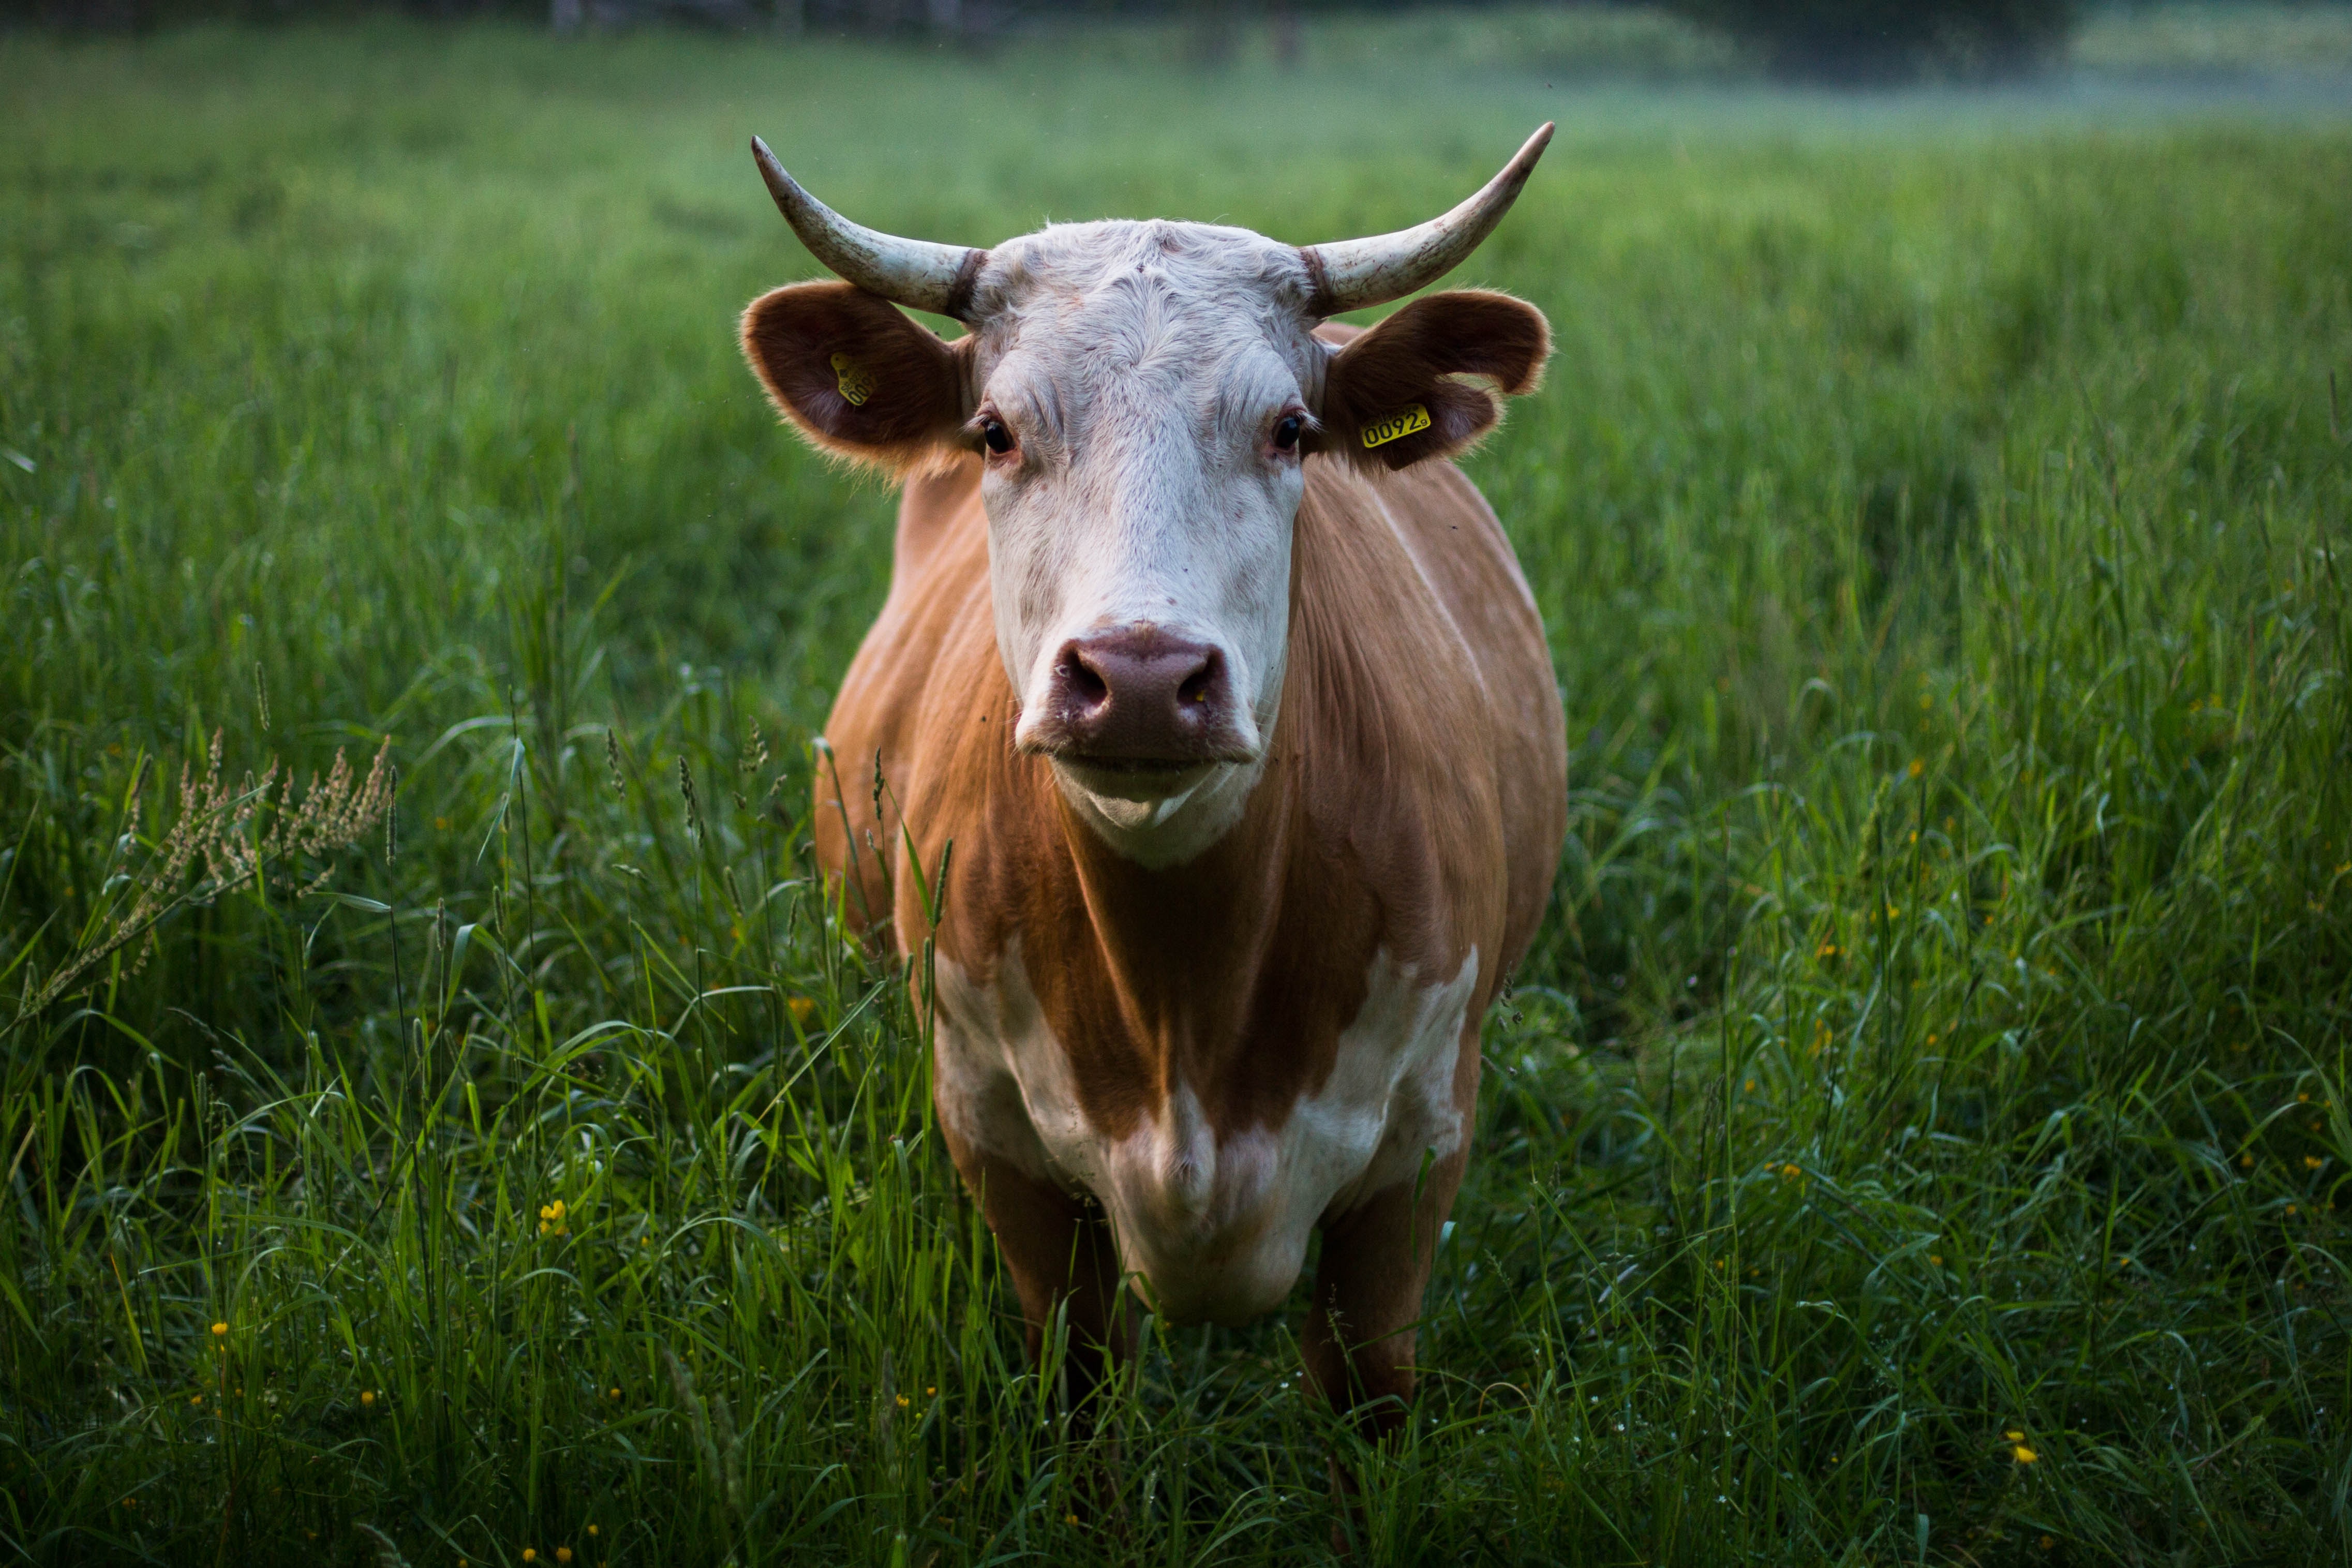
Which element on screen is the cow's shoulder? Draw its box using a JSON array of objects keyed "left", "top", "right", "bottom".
[
  {"left": 814, "top": 455, "right": 992, "bottom": 942},
  {"left": 1288, "top": 453, "right": 1566, "bottom": 975}
]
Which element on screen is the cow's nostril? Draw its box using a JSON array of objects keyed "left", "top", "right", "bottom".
[
  {"left": 1060, "top": 649, "right": 1109, "bottom": 707},
  {"left": 1177, "top": 655, "right": 1219, "bottom": 707}
]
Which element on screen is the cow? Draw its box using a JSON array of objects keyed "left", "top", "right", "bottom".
[{"left": 738, "top": 127, "right": 1568, "bottom": 1503}]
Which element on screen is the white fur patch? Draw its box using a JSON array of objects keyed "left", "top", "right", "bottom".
[{"left": 933, "top": 940, "right": 1479, "bottom": 1326}]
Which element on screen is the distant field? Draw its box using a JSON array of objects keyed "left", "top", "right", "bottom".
[{"left": 3, "top": 19, "right": 2350, "bottom": 1568}]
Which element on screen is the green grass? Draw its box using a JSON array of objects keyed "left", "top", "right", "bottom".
[{"left": 4, "top": 19, "right": 2351, "bottom": 1566}]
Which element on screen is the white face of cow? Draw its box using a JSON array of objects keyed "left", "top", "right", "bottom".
[
  {"left": 961, "top": 225, "right": 1324, "bottom": 861},
  {"left": 738, "top": 129, "right": 1554, "bottom": 867}
]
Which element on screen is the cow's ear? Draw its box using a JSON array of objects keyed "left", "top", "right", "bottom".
[
  {"left": 741, "top": 280, "right": 972, "bottom": 476},
  {"left": 1312, "top": 290, "right": 1549, "bottom": 472}
]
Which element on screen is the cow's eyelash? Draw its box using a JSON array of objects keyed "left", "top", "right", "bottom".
[
  {"left": 967, "top": 409, "right": 1020, "bottom": 456},
  {"left": 1267, "top": 408, "right": 1319, "bottom": 453}
]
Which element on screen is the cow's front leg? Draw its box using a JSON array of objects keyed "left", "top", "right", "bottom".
[
  {"left": 941, "top": 1130, "right": 1137, "bottom": 1424},
  {"left": 1305, "top": 1140, "right": 1470, "bottom": 1551}
]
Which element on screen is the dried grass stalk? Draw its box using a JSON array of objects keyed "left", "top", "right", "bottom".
[{"left": 14, "top": 732, "right": 394, "bottom": 1021}]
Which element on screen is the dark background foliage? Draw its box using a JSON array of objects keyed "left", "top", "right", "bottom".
[
  {"left": 0, "top": 0, "right": 2095, "bottom": 84},
  {"left": 1664, "top": 0, "right": 2079, "bottom": 81}
]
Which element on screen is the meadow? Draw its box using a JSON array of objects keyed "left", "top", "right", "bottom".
[{"left": 3, "top": 14, "right": 2350, "bottom": 1565}]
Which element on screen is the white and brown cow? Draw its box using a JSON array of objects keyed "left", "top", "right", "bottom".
[{"left": 740, "top": 129, "right": 1567, "bottom": 1462}]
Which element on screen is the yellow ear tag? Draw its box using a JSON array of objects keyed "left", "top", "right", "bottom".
[
  {"left": 1361, "top": 404, "right": 1432, "bottom": 450},
  {"left": 829, "top": 352, "right": 874, "bottom": 408}
]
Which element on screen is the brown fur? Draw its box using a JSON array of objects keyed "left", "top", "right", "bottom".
[
  {"left": 807, "top": 303, "right": 1565, "bottom": 1455},
  {"left": 740, "top": 281, "right": 973, "bottom": 477}
]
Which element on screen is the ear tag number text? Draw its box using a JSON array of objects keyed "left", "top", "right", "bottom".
[
  {"left": 830, "top": 353, "right": 875, "bottom": 408},
  {"left": 1361, "top": 404, "right": 1431, "bottom": 450}
]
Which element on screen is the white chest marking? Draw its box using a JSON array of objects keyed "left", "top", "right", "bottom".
[{"left": 932, "top": 940, "right": 1478, "bottom": 1326}]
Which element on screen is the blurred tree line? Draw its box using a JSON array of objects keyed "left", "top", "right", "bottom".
[
  {"left": 7, "top": 0, "right": 2302, "bottom": 92},
  {"left": 1679, "top": 0, "right": 2079, "bottom": 80}
]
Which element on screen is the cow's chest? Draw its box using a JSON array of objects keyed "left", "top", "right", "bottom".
[{"left": 932, "top": 939, "right": 1479, "bottom": 1326}]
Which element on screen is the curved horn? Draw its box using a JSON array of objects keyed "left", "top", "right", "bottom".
[
  {"left": 1299, "top": 123, "right": 1553, "bottom": 317},
  {"left": 751, "top": 136, "right": 988, "bottom": 320}
]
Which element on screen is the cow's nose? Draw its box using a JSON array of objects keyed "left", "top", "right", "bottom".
[{"left": 1046, "top": 628, "right": 1231, "bottom": 765}]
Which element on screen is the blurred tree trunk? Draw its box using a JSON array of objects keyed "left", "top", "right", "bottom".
[{"left": 1269, "top": 0, "right": 1299, "bottom": 70}]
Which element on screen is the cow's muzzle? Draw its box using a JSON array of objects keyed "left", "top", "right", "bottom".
[{"left": 1017, "top": 627, "right": 1259, "bottom": 774}]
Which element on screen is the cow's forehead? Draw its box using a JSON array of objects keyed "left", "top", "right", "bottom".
[
  {"left": 970, "top": 220, "right": 1323, "bottom": 404},
  {"left": 983, "top": 219, "right": 1313, "bottom": 308}
]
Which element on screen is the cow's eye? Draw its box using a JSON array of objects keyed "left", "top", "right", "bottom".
[
  {"left": 1272, "top": 414, "right": 1303, "bottom": 452},
  {"left": 980, "top": 417, "right": 1015, "bottom": 455}
]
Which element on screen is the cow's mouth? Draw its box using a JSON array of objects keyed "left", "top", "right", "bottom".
[
  {"left": 1049, "top": 752, "right": 1228, "bottom": 804},
  {"left": 1061, "top": 755, "right": 1207, "bottom": 776},
  {"left": 1058, "top": 752, "right": 1223, "bottom": 789}
]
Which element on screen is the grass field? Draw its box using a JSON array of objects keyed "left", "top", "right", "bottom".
[{"left": 4, "top": 15, "right": 2351, "bottom": 1566}]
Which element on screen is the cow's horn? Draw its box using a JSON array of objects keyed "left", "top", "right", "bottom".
[
  {"left": 751, "top": 137, "right": 988, "bottom": 321},
  {"left": 1298, "top": 123, "right": 1553, "bottom": 317}
]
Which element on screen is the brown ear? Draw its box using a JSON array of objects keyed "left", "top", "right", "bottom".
[
  {"left": 1313, "top": 290, "right": 1550, "bottom": 472},
  {"left": 741, "top": 280, "right": 971, "bottom": 475}
]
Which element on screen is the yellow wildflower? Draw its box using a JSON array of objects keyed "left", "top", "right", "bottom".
[
  {"left": 211, "top": 1321, "right": 228, "bottom": 1337},
  {"left": 2013, "top": 1444, "right": 2038, "bottom": 1464}
]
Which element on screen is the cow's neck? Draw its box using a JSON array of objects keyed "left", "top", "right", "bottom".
[{"left": 1049, "top": 748, "right": 1294, "bottom": 1079}]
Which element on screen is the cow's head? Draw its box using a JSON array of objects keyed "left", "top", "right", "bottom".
[{"left": 742, "top": 130, "right": 1551, "bottom": 865}]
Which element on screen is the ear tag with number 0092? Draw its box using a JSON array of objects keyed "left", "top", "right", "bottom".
[
  {"left": 830, "top": 353, "right": 875, "bottom": 408},
  {"left": 1361, "top": 404, "right": 1431, "bottom": 449}
]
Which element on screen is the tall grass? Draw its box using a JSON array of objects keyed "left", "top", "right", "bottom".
[{"left": 3, "top": 22, "right": 2349, "bottom": 1565}]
